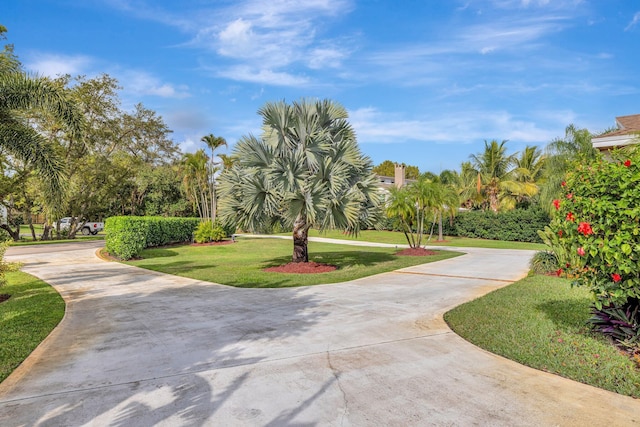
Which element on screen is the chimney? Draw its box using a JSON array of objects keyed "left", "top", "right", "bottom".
[{"left": 394, "top": 163, "right": 406, "bottom": 188}]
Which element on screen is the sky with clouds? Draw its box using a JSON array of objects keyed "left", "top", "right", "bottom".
[{"left": 4, "top": 0, "right": 640, "bottom": 172}]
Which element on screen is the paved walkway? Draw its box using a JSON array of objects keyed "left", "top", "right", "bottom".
[{"left": 1, "top": 239, "right": 639, "bottom": 426}]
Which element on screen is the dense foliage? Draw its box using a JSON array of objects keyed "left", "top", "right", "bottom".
[
  {"left": 442, "top": 208, "right": 549, "bottom": 243},
  {"left": 105, "top": 216, "right": 199, "bottom": 260},
  {"left": 194, "top": 220, "right": 227, "bottom": 243},
  {"left": 542, "top": 148, "right": 640, "bottom": 348}
]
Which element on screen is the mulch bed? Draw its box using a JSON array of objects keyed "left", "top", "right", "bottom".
[
  {"left": 0, "top": 294, "right": 11, "bottom": 304},
  {"left": 396, "top": 247, "right": 437, "bottom": 256},
  {"left": 264, "top": 261, "right": 337, "bottom": 274}
]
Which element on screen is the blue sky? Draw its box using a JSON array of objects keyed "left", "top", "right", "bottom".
[{"left": 4, "top": 0, "right": 640, "bottom": 173}]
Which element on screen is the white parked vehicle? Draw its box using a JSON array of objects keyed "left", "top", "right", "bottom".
[{"left": 59, "top": 217, "right": 104, "bottom": 235}]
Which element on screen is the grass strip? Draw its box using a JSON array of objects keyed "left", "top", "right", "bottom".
[
  {"left": 290, "top": 229, "right": 546, "bottom": 251},
  {"left": 127, "top": 238, "right": 462, "bottom": 288},
  {"left": 444, "top": 275, "right": 640, "bottom": 398},
  {"left": 0, "top": 272, "right": 65, "bottom": 383}
]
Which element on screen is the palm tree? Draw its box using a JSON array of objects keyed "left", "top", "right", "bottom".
[
  {"left": 0, "top": 72, "right": 82, "bottom": 205},
  {"left": 539, "top": 124, "right": 599, "bottom": 213},
  {"left": 200, "top": 133, "right": 227, "bottom": 222},
  {"left": 510, "top": 145, "right": 545, "bottom": 207},
  {"left": 469, "top": 140, "right": 515, "bottom": 212},
  {"left": 181, "top": 150, "right": 210, "bottom": 220},
  {"left": 219, "top": 99, "right": 381, "bottom": 263}
]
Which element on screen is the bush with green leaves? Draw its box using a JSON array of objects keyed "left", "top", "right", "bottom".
[
  {"left": 0, "top": 240, "right": 22, "bottom": 287},
  {"left": 106, "top": 216, "right": 199, "bottom": 260},
  {"left": 543, "top": 148, "right": 640, "bottom": 347},
  {"left": 194, "top": 220, "right": 226, "bottom": 243},
  {"left": 442, "top": 208, "right": 549, "bottom": 243},
  {"left": 529, "top": 251, "right": 559, "bottom": 275}
]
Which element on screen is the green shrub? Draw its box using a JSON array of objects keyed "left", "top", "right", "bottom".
[
  {"left": 544, "top": 148, "right": 640, "bottom": 347},
  {"left": 106, "top": 216, "right": 199, "bottom": 260},
  {"left": 442, "top": 208, "right": 550, "bottom": 243},
  {"left": 529, "top": 251, "right": 559, "bottom": 275},
  {"left": 194, "top": 221, "right": 227, "bottom": 243}
]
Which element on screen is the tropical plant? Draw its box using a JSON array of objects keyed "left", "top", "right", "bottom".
[
  {"left": 539, "top": 124, "right": 598, "bottom": 214},
  {"left": 544, "top": 147, "right": 640, "bottom": 347},
  {"left": 200, "top": 133, "right": 227, "bottom": 222},
  {"left": 529, "top": 250, "right": 559, "bottom": 275},
  {"left": 218, "top": 98, "right": 381, "bottom": 263},
  {"left": 181, "top": 150, "right": 211, "bottom": 221},
  {"left": 194, "top": 220, "right": 226, "bottom": 243},
  {"left": 0, "top": 240, "right": 21, "bottom": 287}
]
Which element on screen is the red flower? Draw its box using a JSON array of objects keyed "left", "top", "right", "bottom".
[
  {"left": 556, "top": 268, "right": 563, "bottom": 277},
  {"left": 561, "top": 181, "right": 566, "bottom": 187},
  {"left": 577, "top": 247, "right": 585, "bottom": 256},
  {"left": 566, "top": 193, "right": 573, "bottom": 199},
  {"left": 612, "top": 273, "right": 622, "bottom": 283},
  {"left": 553, "top": 199, "right": 561, "bottom": 210},
  {"left": 577, "top": 222, "right": 593, "bottom": 236},
  {"left": 624, "top": 160, "right": 631, "bottom": 167},
  {"left": 558, "top": 230, "right": 564, "bottom": 237},
  {"left": 566, "top": 212, "right": 575, "bottom": 222}
]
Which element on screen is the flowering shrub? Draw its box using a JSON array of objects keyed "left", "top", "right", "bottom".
[
  {"left": 543, "top": 149, "right": 640, "bottom": 308},
  {"left": 540, "top": 148, "right": 640, "bottom": 346}
]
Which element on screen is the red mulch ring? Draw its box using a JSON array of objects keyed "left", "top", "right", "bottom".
[
  {"left": 190, "top": 240, "right": 235, "bottom": 247},
  {"left": 0, "top": 294, "right": 11, "bottom": 304},
  {"left": 264, "top": 261, "right": 337, "bottom": 274},
  {"left": 396, "top": 248, "right": 437, "bottom": 256}
]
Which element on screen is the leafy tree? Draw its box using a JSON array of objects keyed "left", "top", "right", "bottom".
[
  {"left": 219, "top": 99, "right": 381, "bottom": 263},
  {"left": 511, "top": 145, "right": 545, "bottom": 207},
  {"left": 181, "top": 149, "right": 211, "bottom": 220},
  {"left": 469, "top": 140, "right": 515, "bottom": 212},
  {"left": 372, "top": 160, "right": 419, "bottom": 179}
]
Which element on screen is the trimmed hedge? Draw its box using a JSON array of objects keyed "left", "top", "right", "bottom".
[
  {"left": 105, "top": 216, "right": 200, "bottom": 260},
  {"left": 442, "top": 209, "right": 550, "bottom": 243}
]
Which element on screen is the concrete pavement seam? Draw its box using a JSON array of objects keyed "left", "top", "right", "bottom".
[{"left": 392, "top": 270, "right": 517, "bottom": 283}]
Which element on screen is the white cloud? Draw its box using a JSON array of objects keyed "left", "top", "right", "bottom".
[
  {"left": 349, "top": 107, "right": 559, "bottom": 145},
  {"left": 25, "top": 53, "right": 93, "bottom": 77},
  {"left": 216, "top": 66, "right": 310, "bottom": 87},
  {"left": 119, "top": 70, "right": 190, "bottom": 98},
  {"left": 625, "top": 12, "right": 640, "bottom": 31}
]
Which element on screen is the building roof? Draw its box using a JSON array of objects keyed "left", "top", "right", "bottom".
[{"left": 592, "top": 114, "right": 640, "bottom": 150}]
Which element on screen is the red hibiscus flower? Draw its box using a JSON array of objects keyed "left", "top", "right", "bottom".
[
  {"left": 566, "top": 212, "right": 575, "bottom": 222},
  {"left": 553, "top": 199, "right": 561, "bottom": 210},
  {"left": 556, "top": 268, "right": 563, "bottom": 277},
  {"left": 561, "top": 181, "right": 566, "bottom": 187},
  {"left": 577, "top": 222, "right": 593, "bottom": 236},
  {"left": 577, "top": 247, "right": 585, "bottom": 256},
  {"left": 612, "top": 273, "right": 622, "bottom": 283},
  {"left": 624, "top": 160, "right": 631, "bottom": 167},
  {"left": 566, "top": 193, "right": 573, "bottom": 199},
  {"left": 558, "top": 230, "right": 564, "bottom": 237}
]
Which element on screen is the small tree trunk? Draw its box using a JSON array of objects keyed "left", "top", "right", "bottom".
[
  {"left": 438, "top": 212, "right": 444, "bottom": 241},
  {"left": 292, "top": 214, "right": 309, "bottom": 263},
  {"left": 41, "top": 223, "right": 52, "bottom": 241},
  {"left": 0, "top": 224, "right": 20, "bottom": 241}
]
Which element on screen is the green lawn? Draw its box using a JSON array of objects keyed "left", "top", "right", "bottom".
[
  {"left": 126, "top": 238, "right": 462, "bottom": 288},
  {"left": 295, "top": 229, "right": 546, "bottom": 251},
  {"left": 0, "top": 271, "right": 65, "bottom": 383},
  {"left": 445, "top": 275, "right": 640, "bottom": 398}
]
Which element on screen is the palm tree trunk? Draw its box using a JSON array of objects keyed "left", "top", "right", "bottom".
[
  {"left": 438, "top": 211, "right": 444, "bottom": 241},
  {"left": 292, "top": 214, "right": 309, "bottom": 263}
]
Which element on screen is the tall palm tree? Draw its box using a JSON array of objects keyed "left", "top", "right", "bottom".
[
  {"left": 200, "top": 133, "right": 227, "bottom": 222},
  {"left": 219, "top": 99, "right": 381, "bottom": 263},
  {"left": 510, "top": 145, "right": 545, "bottom": 207},
  {"left": 0, "top": 72, "right": 82, "bottom": 205},
  {"left": 469, "top": 140, "right": 515, "bottom": 212}
]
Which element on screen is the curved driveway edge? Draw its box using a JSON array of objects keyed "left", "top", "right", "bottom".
[{"left": 2, "top": 239, "right": 639, "bottom": 426}]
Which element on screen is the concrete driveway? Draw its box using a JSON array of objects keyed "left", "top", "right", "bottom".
[{"left": 1, "top": 239, "right": 639, "bottom": 426}]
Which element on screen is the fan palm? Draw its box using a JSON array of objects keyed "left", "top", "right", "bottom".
[
  {"left": 0, "top": 72, "right": 82, "bottom": 205},
  {"left": 219, "top": 99, "right": 381, "bottom": 263}
]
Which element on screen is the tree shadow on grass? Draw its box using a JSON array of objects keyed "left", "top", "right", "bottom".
[
  {"left": 536, "top": 297, "right": 592, "bottom": 330},
  {"left": 263, "top": 250, "right": 397, "bottom": 269}
]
